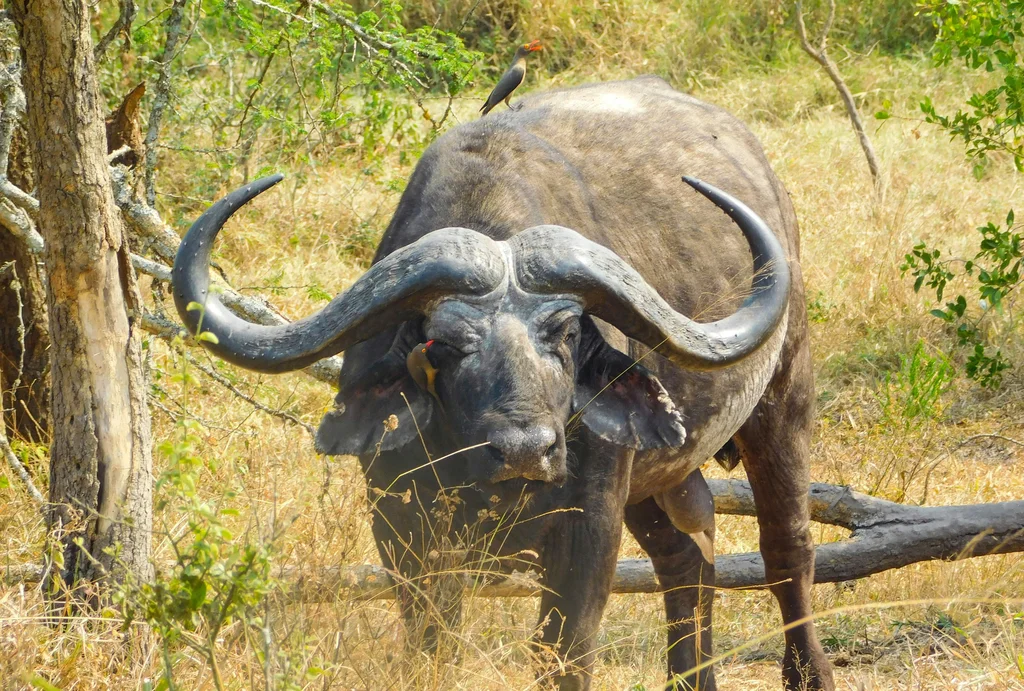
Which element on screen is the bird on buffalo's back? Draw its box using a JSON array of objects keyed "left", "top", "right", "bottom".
[{"left": 480, "top": 40, "right": 542, "bottom": 116}]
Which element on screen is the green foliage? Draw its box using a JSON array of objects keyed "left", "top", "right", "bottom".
[
  {"left": 899, "top": 1, "right": 1022, "bottom": 387},
  {"left": 117, "top": 418, "right": 284, "bottom": 690},
  {"left": 918, "top": 0, "right": 1024, "bottom": 172},
  {"left": 904, "top": 204, "right": 1019, "bottom": 390},
  {"left": 97, "top": 0, "right": 481, "bottom": 202},
  {"left": 876, "top": 340, "right": 954, "bottom": 431}
]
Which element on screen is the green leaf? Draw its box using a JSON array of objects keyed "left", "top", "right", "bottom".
[
  {"left": 186, "top": 301, "right": 204, "bottom": 312},
  {"left": 28, "top": 676, "right": 62, "bottom": 691},
  {"left": 197, "top": 331, "right": 220, "bottom": 345},
  {"left": 190, "top": 580, "right": 207, "bottom": 609},
  {"left": 874, "top": 110, "right": 891, "bottom": 120}
]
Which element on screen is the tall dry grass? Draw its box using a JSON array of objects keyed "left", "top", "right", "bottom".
[{"left": 2, "top": 45, "right": 1023, "bottom": 691}]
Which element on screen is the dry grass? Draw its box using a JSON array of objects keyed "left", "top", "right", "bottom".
[{"left": 2, "top": 52, "right": 1024, "bottom": 690}]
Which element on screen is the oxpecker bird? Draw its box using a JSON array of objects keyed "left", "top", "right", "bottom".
[{"left": 480, "top": 40, "right": 542, "bottom": 116}]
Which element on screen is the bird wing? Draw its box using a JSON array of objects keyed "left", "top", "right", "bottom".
[{"left": 480, "top": 64, "right": 526, "bottom": 114}]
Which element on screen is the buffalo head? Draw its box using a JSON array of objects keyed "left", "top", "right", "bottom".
[{"left": 171, "top": 175, "right": 790, "bottom": 489}]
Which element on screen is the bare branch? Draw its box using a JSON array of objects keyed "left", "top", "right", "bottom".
[
  {"left": 794, "top": 1, "right": 882, "bottom": 192},
  {"left": 821, "top": 0, "right": 836, "bottom": 53},
  {"left": 1, "top": 428, "right": 43, "bottom": 504},
  {"left": 107, "top": 144, "right": 132, "bottom": 164},
  {"left": 109, "top": 165, "right": 182, "bottom": 262},
  {"left": 0, "top": 196, "right": 42, "bottom": 252},
  {"left": 139, "top": 312, "right": 317, "bottom": 436},
  {"left": 184, "top": 351, "right": 316, "bottom": 437},
  {"left": 138, "top": 299, "right": 342, "bottom": 386},
  {"left": 310, "top": 0, "right": 429, "bottom": 89},
  {"left": 0, "top": 64, "right": 38, "bottom": 218},
  {"left": 140, "top": 311, "right": 184, "bottom": 340},
  {"left": 144, "top": 0, "right": 190, "bottom": 206},
  {"left": 94, "top": 0, "right": 137, "bottom": 62}
]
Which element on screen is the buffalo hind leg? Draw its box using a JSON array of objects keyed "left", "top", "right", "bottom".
[
  {"left": 734, "top": 318, "right": 834, "bottom": 690},
  {"left": 626, "top": 496, "right": 716, "bottom": 691}
]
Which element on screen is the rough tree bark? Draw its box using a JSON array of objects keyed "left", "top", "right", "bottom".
[
  {"left": 0, "top": 32, "right": 49, "bottom": 442},
  {"left": 0, "top": 225, "right": 49, "bottom": 441},
  {"left": 9, "top": 0, "right": 153, "bottom": 603}
]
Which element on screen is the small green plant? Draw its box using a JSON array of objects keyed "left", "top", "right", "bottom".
[
  {"left": 117, "top": 334, "right": 315, "bottom": 690},
  {"left": 870, "top": 341, "right": 953, "bottom": 501},
  {"left": 117, "top": 418, "right": 285, "bottom": 690},
  {"left": 877, "top": 340, "right": 953, "bottom": 431}
]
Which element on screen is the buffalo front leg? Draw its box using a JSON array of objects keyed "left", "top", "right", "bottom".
[
  {"left": 734, "top": 311, "right": 834, "bottom": 690},
  {"left": 626, "top": 495, "right": 716, "bottom": 691},
  {"left": 533, "top": 443, "right": 630, "bottom": 689},
  {"left": 535, "top": 506, "right": 623, "bottom": 689},
  {"left": 368, "top": 487, "right": 463, "bottom": 655}
]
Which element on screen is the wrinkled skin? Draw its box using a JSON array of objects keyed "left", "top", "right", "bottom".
[
  {"left": 180, "top": 77, "right": 834, "bottom": 690},
  {"left": 311, "top": 78, "right": 834, "bottom": 690}
]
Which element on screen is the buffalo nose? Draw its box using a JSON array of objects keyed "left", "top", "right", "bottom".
[{"left": 487, "top": 425, "right": 562, "bottom": 482}]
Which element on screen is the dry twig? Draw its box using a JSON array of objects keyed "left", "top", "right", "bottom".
[{"left": 795, "top": 0, "right": 882, "bottom": 192}]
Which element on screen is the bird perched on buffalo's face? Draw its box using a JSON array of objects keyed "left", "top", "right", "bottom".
[{"left": 479, "top": 40, "right": 542, "bottom": 116}]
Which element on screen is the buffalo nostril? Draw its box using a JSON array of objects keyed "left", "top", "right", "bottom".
[{"left": 486, "top": 425, "right": 559, "bottom": 476}]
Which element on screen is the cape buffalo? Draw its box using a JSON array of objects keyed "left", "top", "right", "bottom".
[{"left": 173, "top": 76, "right": 834, "bottom": 690}]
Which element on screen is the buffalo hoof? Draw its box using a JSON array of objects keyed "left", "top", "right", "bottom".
[{"left": 782, "top": 645, "right": 835, "bottom": 691}]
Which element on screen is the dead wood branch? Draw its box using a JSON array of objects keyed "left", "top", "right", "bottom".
[
  {"left": 8, "top": 480, "right": 1022, "bottom": 596},
  {"left": 94, "top": 0, "right": 137, "bottom": 61},
  {"left": 287, "top": 483, "right": 1024, "bottom": 598},
  {"left": 0, "top": 422, "right": 42, "bottom": 504},
  {"left": 144, "top": 0, "right": 189, "bottom": 206},
  {"left": 106, "top": 82, "right": 146, "bottom": 167},
  {"left": 795, "top": 0, "right": 882, "bottom": 191}
]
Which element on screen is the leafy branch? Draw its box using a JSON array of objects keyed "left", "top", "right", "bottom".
[
  {"left": 903, "top": 210, "right": 1021, "bottom": 388},
  {"left": 899, "top": 0, "right": 1022, "bottom": 387}
]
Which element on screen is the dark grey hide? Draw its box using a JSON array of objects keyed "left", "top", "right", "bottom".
[{"left": 173, "top": 77, "right": 835, "bottom": 691}]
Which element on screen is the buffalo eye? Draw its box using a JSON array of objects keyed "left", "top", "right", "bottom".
[
  {"left": 562, "top": 322, "right": 580, "bottom": 345},
  {"left": 427, "top": 340, "right": 467, "bottom": 363},
  {"left": 549, "top": 318, "right": 580, "bottom": 365}
]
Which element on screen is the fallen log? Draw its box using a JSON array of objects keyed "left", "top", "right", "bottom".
[{"left": 6, "top": 481, "right": 1023, "bottom": 596}]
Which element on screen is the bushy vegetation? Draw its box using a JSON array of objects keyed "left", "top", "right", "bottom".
[{"left": 1, "top": 1, "right": 1023, "bottom": 689}]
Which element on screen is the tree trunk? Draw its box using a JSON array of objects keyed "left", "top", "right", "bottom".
[
  {"left": 0, "top": 226, "right": 50, "bottom": 442},
  {"left": 0, "top": 29, "right": 48, "bottom": 442},
  {"left": 10, "top": 0, "right": 153, "bottom": 603}
]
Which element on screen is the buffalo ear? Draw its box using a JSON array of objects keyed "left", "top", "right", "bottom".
[
  {"left": 573, "top": 318, "right": 685, "bottom": 450},
  {"left": 315, "top": 324, "right": 434, "bottom": 456}
]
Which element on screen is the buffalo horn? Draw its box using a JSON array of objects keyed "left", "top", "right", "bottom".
[
  {"left": 171, "top": 175, "right": 507, "bottom": 373},
  {"left": 508, "top": 176, "right": 791, "bottom": 370}
]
